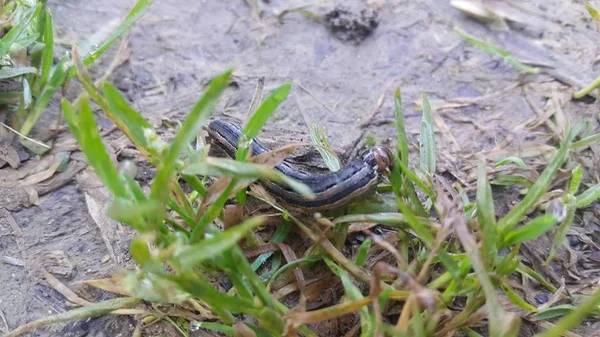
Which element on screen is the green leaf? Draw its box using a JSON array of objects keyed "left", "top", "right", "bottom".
[
  {"left": 38, "top": 10, "right": 54, "bottom": 89},
  {"left": 586, "top": 2, "right": 600, "bottom": 31},
  {"left": 83, "top": 0, "right": 152, "bottom": 67},
  {"left": 455, "top": 27, "right": 539, "bottom": 74},
  {"left": 176, "top": 216, "right": 266, "bottom": 269},
  {"left": 150, "top": 69, "right": 232, "bottom": 207},
  {"left": 183, "top": 157, "right": 315, "bottom": 199},
  {"left": 394, "top": 88, "right": 409, "bottom": 167},
  {"left": 503, "top": 214, "right": 557, "bottom": 247},
  {"left": 419, "top": 92, "right": 436, "bottom": 174},
  {"left": 243, "top": 83, "right": 291, "bottom": 139},
  {"left": 196, "top": 322, "right": 234, "bottom": 336},
  {"left": 19, "top": 54, "right": 70, "bottom": 136},
  {"left": 497, "top": 123, "right": 581, "bottom": 234},
  {"left": 0, "top": 67, "right": 37, "bottom": 79},
  {"left": 0, "top": 5, "right": 40, "bottom": 57},
  {"left": 476, "top": 160, "right": 497, "bottom": 266},
  {"left": 501, "top": 284, "right": 537, "bottom": 312},
  {"left": 569, "top": 165, "right": 582, "bottom": 195},
  {"left": 576, "top": 184, "right": 600, "bottom": 207},
  {"left": 494, "top": 156, "right": 526, "bottom": 168},
  {"left": 77, "top": 95, "right": 129, "bottom": 199},
  {"left": 310, "top": 122, "right": 340, "bottom": 172},
  {"left": 534, "top": 289, "right": 600, "bottom": 337},
  {"left": 355, "top": 238, "right": 372, "bottom": 267},
  {"left": 571, "top": 133, "right": 600, "bottom": 150},
  {"left": 102, "top": 82, "right": 157, "bottom": 157}
]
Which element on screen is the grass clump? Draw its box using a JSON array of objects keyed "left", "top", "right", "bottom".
[
  {"left": 6, "top": 61, "right": 600, "bottom": 337},
  {"left": 0, "top": 0, "right": 150, "bottom": 155}
]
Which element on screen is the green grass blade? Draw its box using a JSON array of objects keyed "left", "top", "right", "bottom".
[
  {"left": 501, "top": 284, "right": 537, "bottom": 312},
  {"left": 534, "top": 288, "right": 600, "bottom": 337},
  {"left": 571, "top": 133, "right": 600, "bottom": 150},
  {"left": 494, "top": 156, "right": 526, "bottom": 168},
  {"left": 455, "top": 27, "right": 539, "bottom": 74},
  {"left": 150, "top": 69, "right": 231, "bottom": 206},
  {"left": 38, "top": 10, "right": 53, "bottom": 88},
  {"left": 419, "top": 92, "right": 436, "bottom": 175},
  {"left": 102, "top": 82, "right": 158, "bottom": 157},
  {"left": 176, "top": 216, "right": 266, "bottom": 269},
  {"left": 568, "top": 165, "right": 582, "bottom": 195},
  {"left": 394, "top": 88, "right": 409, "bottom": 167},
  {"left": 310, "top": 122, "right": 340, "bottom": 172},
  {"left": 355, "top": 238, "right": 372, "bottom": 267},
  {"left": 0, "top": 5, "right": 40, "bottom": 57},
  {"left": 76, "top": 96, "right": 130, "bottom": 199},
  {"left": 83, "top": 0, "right": 152, "bottom": 67},
  {"left": 497, "top": 124, "right": 580, "bottom": 234},
  {"left": 243, "top": 83, "right": 291, "bottom": 139},
  {"left": 183, "top": 157, "right": 314, "bottom": 199},
  {"left": 0, "top": 67, "right": 37, "bottom": 79},
  {"left": 576, "top": 184, "right": 600, "bottom": 207},
  {"left": 19, "top": 54, "right": 70, "bottom": 136},
  {"left": 586, "top": 2, "right": 600, "bottom": 30},
  {"left": 476, "top": 160, "right": 497, "bottom": 266},
  {"left": 61, "top": 98, "right": 80, "bottom": 141}
]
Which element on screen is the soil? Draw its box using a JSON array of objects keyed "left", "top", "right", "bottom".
[{"left": 1, "top": 0, "right": 599, "bottom": 336}]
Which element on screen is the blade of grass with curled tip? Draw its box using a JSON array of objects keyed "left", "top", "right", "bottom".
[
  {"left": 494, "top": 156, "right": 527, "bottom": 168},
  {"left": 476, "top": 160, "right": 497, "bottom": 266},
  {"left": 497, "top": 123, "right": 583, "bottom": 235},
  {"left": 419, "top": 92, "right": 436, "bottom": 175},
  {"left": 310, "top": 122, "right": 340, "bottom": 172}
]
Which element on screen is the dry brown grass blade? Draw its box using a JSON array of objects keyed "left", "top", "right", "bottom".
[
  {"left": 0, "top": 208, "right": 27, "bottom": 262},
  {"left": 285, "top": 297, "right": 372, "bottom": 327},
  {"left": 70, "top": 277, "right": 133, "bottom": 297},
  {"left": 276, "top": 242, "right": 307, "bottom": 296},
  {"left": 365, "top": 229, "right": 409, "bottom": 270},
  {"left": 5, "top": 297, "right": 140, "bottom": 337},
  {"left": 234, "top": 321, "right": 258, "bottom": 337},
  {"left": 42, "top": 268, "right": 92, "bottom": 306},
  {"left": 84, "top": 192, "right": 120, "bottom": 264}
]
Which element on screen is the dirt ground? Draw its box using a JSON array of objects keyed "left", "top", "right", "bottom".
[{"left": 1, "top": 0, "right": 599, "bottom": 336}]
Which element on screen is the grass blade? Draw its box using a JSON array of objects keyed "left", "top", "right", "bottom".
[
  {"left": 419, "top": 92, "right": 436, "bottom": 175},
  {"left": 576, "top": 184, "right": 600, "bottom": 207},
  {"left": 176, "top": 217, "right": 265, "bottom": 269},
  {"left": 476, "top": 160, "right": 497, "bottom": 266},
  {"left": 0, "top": 67, "right": 37, "bottom": 79},
  {"left": 310, "top": 122, "right": 340, "bottom": 172},
  {"left": 38, "top": 10, "right": 53, "bottom": 88},
  {"left": 455, "top": 27, "right": 539, "bottom": 74},
  {"left": 497, "top": 124, "right": 580, "bottom": 234},
  {"left": 183, "top": 157, "right": 315, "bottom": 199},
  {"left": 243, "top": 83, "right": 291, "bottom": 139},
  {"left": 503, "top": 214, "right": 558, "bottom": 247},
  {"left": 534, "top": 289, "right": 600, "bottom": 337},
  {"left": 150, "top": 69, "right": 231, "bottom": 206},
  {"left": 0, "top": 5, "right": 40, "bottom": 57}
]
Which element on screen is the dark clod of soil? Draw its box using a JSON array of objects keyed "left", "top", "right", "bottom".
[{"left": 324, "top": 5, "right": 379, "bottom": 43}]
